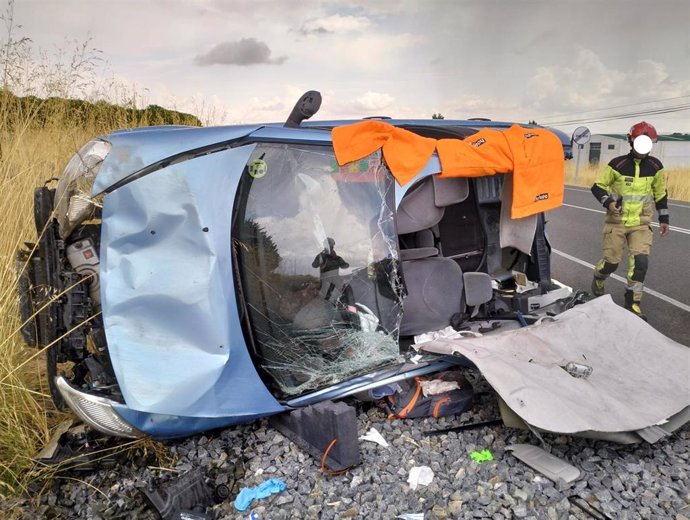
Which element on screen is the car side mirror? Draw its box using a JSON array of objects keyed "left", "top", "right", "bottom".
[{"left": 284, "top": 90, "right": 322, "bottom": 128}]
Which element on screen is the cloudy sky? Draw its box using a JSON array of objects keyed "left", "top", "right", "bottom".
[{"left": 8, "top": 0, "right": 690, "bottom": 135}]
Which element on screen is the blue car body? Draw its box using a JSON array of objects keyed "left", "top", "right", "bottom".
[{"left": 20, "top": 114, "right": 573, "bottom": 439}]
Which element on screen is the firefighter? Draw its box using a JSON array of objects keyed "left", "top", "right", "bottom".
[{"left": 590, "top": 121, "right": 670, "bottom": 320}]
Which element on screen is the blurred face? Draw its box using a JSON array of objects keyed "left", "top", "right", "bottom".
[{"left": 632, "top": 135, "right": 653, "bottom": 157}]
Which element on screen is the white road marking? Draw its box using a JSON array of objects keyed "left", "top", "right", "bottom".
[
  {"left": 552, "top": 248, "right": 690, "bottom": 313},
  {"left": 561, "top": 203, "right": 604, "bottom": 214},
  {"left": 560, "top": 203, "right": 690, "bottom": 235}
]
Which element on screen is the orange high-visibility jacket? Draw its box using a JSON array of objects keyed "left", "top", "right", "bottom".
[{"left": 332, "top": 121, "right": 564, "bottom": 218}]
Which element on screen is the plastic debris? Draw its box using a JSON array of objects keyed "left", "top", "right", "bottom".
[
  {"left": 507, "top": 444, "right": 580, "bottom": 483},
  {"left": 413, "top": 325, "right": 460, "bottom": 345},
  {"left": 358, "top": 427, "right": 389, "bottom": 448},
  {"left": 469, "top": 449, "right": 494, "bottom": 462},
  {"left": 142, "top": 469, "right": 215, "bottom": 520},
  {"left": 234, "top": 478, "right": 287, "bottom": 512},
  {"left": 409, "top": 354, "right": 424, "bottom": 364},
  {"left": 397, "top": 514, "right": 424, "bottom": 520},
  {"left": 419, "top": 379, "right": 460, "bottom": 397},
  {"left": 407, "top": 465, "right": 434, "bottom": 490}
]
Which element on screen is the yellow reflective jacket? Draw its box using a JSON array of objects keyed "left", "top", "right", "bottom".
[{"left": 591, "top": 153, "right": 669, "bottom": 227}]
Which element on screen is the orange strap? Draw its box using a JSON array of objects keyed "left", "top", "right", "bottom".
[
  {"left": 395, "top": 378, "right": 423, "bottom": 419},
  {"left": 320, "top": 438, "right": 351, "bottom": 476},
  {"left": 332, "top": 121, "right": 564, "bottom": 218},
  {"left": 432, "top": 397, "right": 451, "bottom": 418}
]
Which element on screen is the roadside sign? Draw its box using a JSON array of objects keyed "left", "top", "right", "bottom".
[{"left": 572, "top": 126, "right": 591, "bottom": 146}]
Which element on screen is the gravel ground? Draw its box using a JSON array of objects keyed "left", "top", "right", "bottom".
[{"left": 3, "top": 371, "right": 690, "bottom": 520}]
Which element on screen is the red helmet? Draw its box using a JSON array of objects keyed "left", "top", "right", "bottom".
[{"left": 628, "top": 121, "right": 658, "bottom": 142}]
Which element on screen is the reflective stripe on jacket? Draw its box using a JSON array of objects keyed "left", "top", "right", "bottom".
[{"left": 591, "top": 153, "right": 669, "bottom": 227}]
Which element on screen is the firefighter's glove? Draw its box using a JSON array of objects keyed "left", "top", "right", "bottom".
[{"left": 606, "top": 200, "right": 620, "bottom": 216}]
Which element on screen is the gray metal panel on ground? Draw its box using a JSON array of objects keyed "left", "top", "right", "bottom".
[
  {"left": 418, "top": 296, "right": 690, "bottom": 435},
  {"left": 506, "top": 444, "right": 580, "bottom": 483}
]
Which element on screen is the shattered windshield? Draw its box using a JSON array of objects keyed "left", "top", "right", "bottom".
[{"left": 232, "top": 143, "right": 403, "bottom": 398}]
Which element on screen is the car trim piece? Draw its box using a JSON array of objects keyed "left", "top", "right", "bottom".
[
  {"left": 56, "top": 376, "right": 144, "bottom": 439},
  {"left": 284, "top": 358, "right": 456, "bottom": 408}
]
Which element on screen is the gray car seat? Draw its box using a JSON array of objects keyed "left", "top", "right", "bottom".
[{"left": 398, "top": 176, "right": 470, "bottom": 336}]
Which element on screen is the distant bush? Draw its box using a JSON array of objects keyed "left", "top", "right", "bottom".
[{"left": 1, "top": 90, "right": 202, "bottom": 131}]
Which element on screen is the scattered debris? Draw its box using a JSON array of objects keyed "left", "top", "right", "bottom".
[
  {"left": 358, "top": 427, "right": 389, "bottom": 448},
  {"left": 469, "top": 449, "right": 494, "bottom": 462},
  {"left": 396, "top": 514, "right": 424, "bottom": 520},
  {"left": 36, "top": 419, "right": 74, "bottom": 460},
  {"left": 142, "top": 469, "right": 218, "bottom": 520},
  {"left": 507, "top": 444, "right": 580, "bottom": 483},
  {"left": 414, "top": 325, "right": 461, "bottom": 344},
  {"left": 568, "top": 495, "right": 613, "bottom": 519},
  {"left": 234, "top": 478, "right": 287, "bottom": 512},
  {"left": 407, "top": 465, "right": 434, "bottom": 490},
  {"left": 400, "top": 435, "right": 421, "bottom": 448},
  {"left": 419, "top": 378, "right": 460, "bottom": 397},
  {"left": 35, "top": 422, "right": 120, "bottom": 473}
]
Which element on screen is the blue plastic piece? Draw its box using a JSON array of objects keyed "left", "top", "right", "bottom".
[{"left": 234, "top": 479, "right": 287, "bottom": 512}]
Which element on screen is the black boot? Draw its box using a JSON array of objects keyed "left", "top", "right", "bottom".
[{"left": 624, "top": 290, "right": 647, "bottom": 321}]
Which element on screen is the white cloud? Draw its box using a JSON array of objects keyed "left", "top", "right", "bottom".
[
  {"left": 531, "top": 48, "right": 689, "bottom": 113},
  {"left": 332, "top": 33, "right": 423, "bottom": 70},
  {"left": 350, "top": 92, "right": 396, "bottom": 112},
  {"left": 442, "top": 95, "right": 522, "bottom": 121},
  {"left": 299, "top": 14, "right": 371, "bottom": 35}
]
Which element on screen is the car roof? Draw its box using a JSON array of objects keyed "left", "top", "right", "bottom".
[
  {"left": 95, "top": 117, "right": 572, "bottom": 194},
  {"left": 292, "top": 118, "right": 571, "bottom": 157}
]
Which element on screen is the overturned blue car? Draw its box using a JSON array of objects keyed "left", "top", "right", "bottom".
[{"left": 19, "top": 92, "right": 690, "bottom": 442}]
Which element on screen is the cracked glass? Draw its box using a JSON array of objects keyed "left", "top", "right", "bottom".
[{"left": 233, "top": 143, "right": 403, "bottom": 397}]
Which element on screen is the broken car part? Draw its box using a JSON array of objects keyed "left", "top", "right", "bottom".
[
  {"left": 142, "top": 469, "right": 225, "bottom": 520},
  {"left": 506, "top": 444, "right": 580, "bottom": 484}
]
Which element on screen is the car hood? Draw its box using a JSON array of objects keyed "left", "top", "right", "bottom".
[
  {"left": 418, "top": 295, "right": 690, "bottom": 441},
  {"left": 99, "top": 142, "right": 284, "bottom": 418}
]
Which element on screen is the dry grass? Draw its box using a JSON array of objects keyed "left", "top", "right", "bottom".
[
  {"left": 0, "top": 0, "right": 205, "bottom": 496},
  {"left": 565, "top": 162, "right": 690, "bottom": 202},
  {"left": 0, "top": 95, "right": 197, "bottom": 497},
  {"left": 0, "top": 1, "right": 205, "bottom": 494}
]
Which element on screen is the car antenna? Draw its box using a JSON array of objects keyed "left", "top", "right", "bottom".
[{"left": 284, "top": 90, "right": 322, "bottom": 128}]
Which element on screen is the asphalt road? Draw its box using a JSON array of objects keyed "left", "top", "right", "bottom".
[{"left": 545, "top": 186, "right": 690, "bottom": 346}]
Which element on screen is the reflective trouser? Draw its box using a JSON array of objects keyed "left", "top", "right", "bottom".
[{"left": 594, "top": 223, "right": 653, "bottom": 303}]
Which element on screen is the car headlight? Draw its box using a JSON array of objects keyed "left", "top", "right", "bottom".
[
  {"left": 55, "top": 376, "right": 144, "bottom": 438},
  {"left": 54, "top": 139, "right": 111, "bottom": 239}
]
